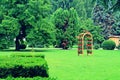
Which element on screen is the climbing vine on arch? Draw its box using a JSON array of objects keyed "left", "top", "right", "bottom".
[{"left": 78, "top": 31, "right": 93, "bottom": 55}]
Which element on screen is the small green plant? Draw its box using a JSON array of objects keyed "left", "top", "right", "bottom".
[
  {"left": 102, "top": 40, "right": 116, "bottom": 50},
  {"left": 87, "top": 50, "right": 92, "bottom": 54},
  {"left": 94, "top": 44, "right": 100, "bottom": 50}
]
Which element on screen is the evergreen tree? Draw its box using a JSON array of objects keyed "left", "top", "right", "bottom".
[
  {"left": 92, "top": 4, "right": 115, "bottom": 39},
  {"left": 112, "top": 11, "right": 120, "bottom": 35},
  {"left": 53, "top": 8, "right": 80, "bottom": 49},
  {"left": 92, "top": 0, "right": 120, "bottom": 39},
  {"left": 51, "top": 0, "right": 94, "bottom": 19},
  {"left": 92, "top": 0, "right": 120, "bottom": 11}
]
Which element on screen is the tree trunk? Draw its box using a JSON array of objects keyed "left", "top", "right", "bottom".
[{"left": 15, "top": 36, "right": 20, "bottom": 51}]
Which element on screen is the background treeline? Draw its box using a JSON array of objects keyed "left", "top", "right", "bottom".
[{"left": 0, "top": 0, "right": 120, "bottom": 50}]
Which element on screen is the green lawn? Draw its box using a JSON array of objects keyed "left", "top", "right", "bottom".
[{"left": 0, "top": 48, "right": 120, "bottom": 80}]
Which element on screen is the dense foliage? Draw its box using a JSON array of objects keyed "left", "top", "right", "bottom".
[
  {"left": 0, "top": 16, "right": 20, "bottom": 49},
  {"left": 92, "top": 4, "right": 115, "bottom": 39},
  {"left": 92, "top": 0, "right": 120, "bottom": 39},
  {"left": 52, "top": 8, "right": 80, "bottom": 49},
  {"left": 79, "top": 19, "right": 105, "bottom": 45},
  {"left": 50, "top": 0, "right": 93, "bottom": 18},
  {"left": 102, "top": 40, "right": 116, "bottom": 50},
  {"left": 0, "top": 0, "right": 120, "bottom": 50},
  {"left": 112, "top": 11, "right": 120, "bottom": 35},
  {"left": 0, "top": 0, "right": 55, "bottom": 50},
  {"left": 92, "top": 0, "right": 120, "bottom": 11}
]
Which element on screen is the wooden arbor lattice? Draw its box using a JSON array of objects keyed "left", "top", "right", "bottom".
[{"left": 78, "top": 32, "right": 93, "bottom": 55}]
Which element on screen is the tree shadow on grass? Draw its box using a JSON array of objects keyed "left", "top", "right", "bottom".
[{"left": 0, "top": 48, "right": 61, "bottom": 52}]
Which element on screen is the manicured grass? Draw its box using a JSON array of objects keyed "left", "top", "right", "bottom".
[
  {"left": 0, "top": 48, "right": 120, "bottom": 80},
  {"left": 43, "top": 49, "right": 120, "bottom": 80}
]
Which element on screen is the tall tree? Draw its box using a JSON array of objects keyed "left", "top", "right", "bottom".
[
  {"left": 52, "top": 8, "right": 80, "bottom": 49},
  {"left": 0, "top": 0, "right": 55, "bottom": 50},
  {"left": 23, "top": 0, "right": 55, "bottom": 48},
  {"left": 73, "top": 0, "right": 94, "bottom": 18},
  {"left": 92, "top": 4, "right": 115, "bottom": 39},
  {"left": 0, "top": 16, "right": 20, "bottom": 49},
  {"left": 92, "top": 0, "right": 120, "bottom": 11},
  {"left": 91, "top": 0, "right": 120, "bottom": 39},
  {"left": 112, "top": 11, "right": 120, "bottom": 35},
  {"left": 51, "top": 0, "right": 94, "bottom": 19},
  {"left": 0, "top": 0, "right": 21, "bottom": 49}
]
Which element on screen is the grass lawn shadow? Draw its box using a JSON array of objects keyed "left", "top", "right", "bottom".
[{"left": 0, "top": 48, "right": 62, "bottom": 53}]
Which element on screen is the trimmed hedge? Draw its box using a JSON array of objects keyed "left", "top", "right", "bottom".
[
  {"left": 0, "top": 54, "right": 49, "bottom": 78},
  {"left": 11, "top": 53, "right": 45, "bottom": 58},
  {"left": 5, "top": 76, "right": 56, "bottom": 80},
  {"left": 102, "top": 40, "right": 116, "bottom": 50}
]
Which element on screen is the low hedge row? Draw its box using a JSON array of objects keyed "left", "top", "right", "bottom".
[
  {"left": 5, "top": 76, "right": 56, "bottom": 80},
  {"left": 0, "top": 54, "right": 49, "bottom": 78},
  {"left": 11, "top": 53, "right": 45, "bottom": 58},
  {"left": 5, "top": 77, "right": 57, "bottom": 80}
]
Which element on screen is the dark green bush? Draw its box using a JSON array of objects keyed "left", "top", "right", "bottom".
[
  {"left": 102, "top": 40, "right": 116, "bottom": 50},
  {"left": 94, "top": 44, "right": 100, "bottom": 49},
  {"left": 0, "top": 43, "right": 9, "bottom": 49},
  {"left": 19, "top": 40, "right": 27, "bottom": 49},
  {"left": 19, "top": 44, "right": 26, "bottom": 49},
  {"left": 0, "top": 54, "right": 48, "bottom": 78},
  {"left": 87, "top": 50, "right": 92, "bottom": 54}
]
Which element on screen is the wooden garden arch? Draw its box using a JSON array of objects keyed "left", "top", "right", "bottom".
[{"left": 77, "top": 31, "right": 93, "bottom": 56}]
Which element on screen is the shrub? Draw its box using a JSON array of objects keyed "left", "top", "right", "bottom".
[
  {"left": 0, "top": 43, "right": 9, "bottom": 49},
  {"left": 87, "top": 50, "right": 92, "bottom": 54},
  {"left": 0, "top": 54, "right": 49, "bottom": 78},
  {"left": 116, "top": 44, "right": 120, "bottom": 50},
  {"left": 94, "top": 44, "right": 100, "bottom": 49},
  {"left": 19, "top": 40, "right": 27, "bottom": 49},
  {"left": 19, "top": 44, "right": 26, "bottom": 49},
  {"left": 102, "top": 40, "right": 116, "bottom": 50}
]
